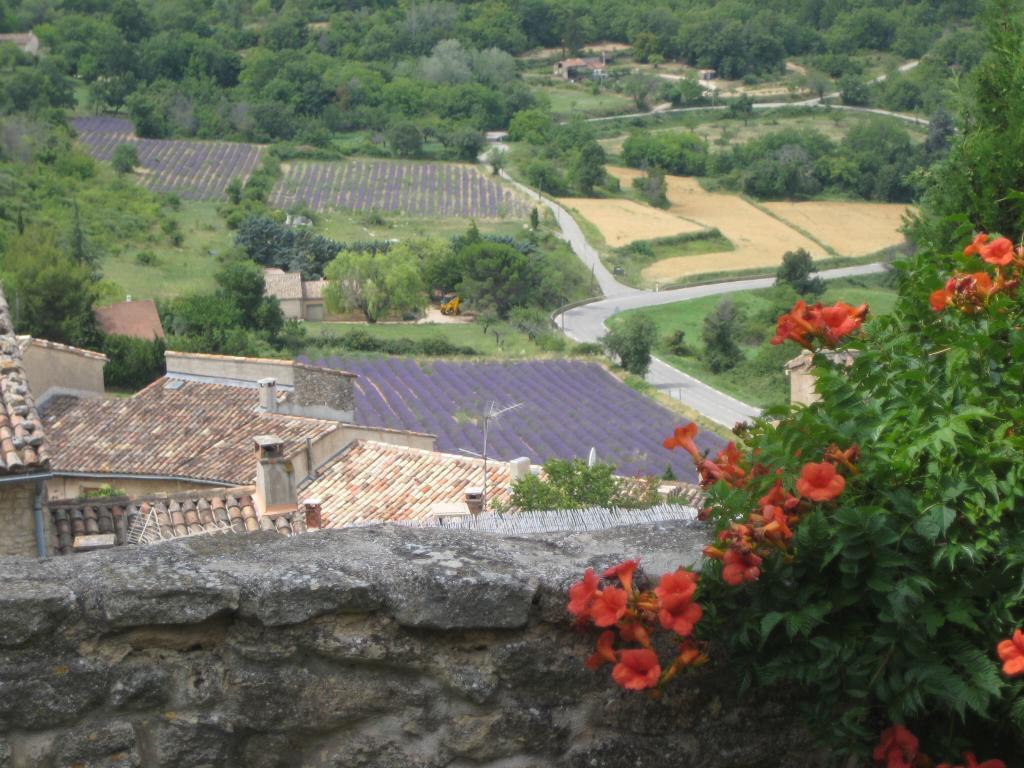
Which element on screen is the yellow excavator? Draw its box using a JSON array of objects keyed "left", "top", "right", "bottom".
[{"left": 440, "top": 294, "right": 461, "bottom": 316}]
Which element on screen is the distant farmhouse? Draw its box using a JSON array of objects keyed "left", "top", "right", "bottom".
[
  {"left": 263, "top": 268, "right": 329, "bottom": 321},
  {"left": 553, "top": 53, "right": 608, "bottom": 80},
  {"left": 0, "top": 31, "right": 40, "bottom": 56}
]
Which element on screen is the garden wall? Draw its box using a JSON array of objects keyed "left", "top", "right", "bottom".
[{"left": 0, "top": 522, "right": 819, "bottom": 767}]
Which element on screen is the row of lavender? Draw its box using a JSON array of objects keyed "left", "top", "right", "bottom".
[
  {"left": 73, "top": 117, "right": 265, "bottom": 201},
  {"left": 301, "top": 356, "right": 726, "bottom": 483},
  {"left": 270, "top": 160, "right": 531, "bottom": 219}
]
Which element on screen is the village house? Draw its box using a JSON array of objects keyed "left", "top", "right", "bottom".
[
  {"left": 94, "top": 297, "right": 165, "bottom": 340},
  {"left": 263, "top": 267, "right": 329, "bottom": 321},
  {"left": 0, "top": 292, "right": 54, "bottom": 558},
  {"left": 0, "top": 31, "right": 40, "bottom": 56},
  {"left": 552, "top": 54, "right": 608, "bottom": 80}
]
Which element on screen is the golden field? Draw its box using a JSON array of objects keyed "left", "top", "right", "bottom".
[
  {"left": 762, "top": 200, "right": 912, "bottom": 256},
  {"left": 607, "top": 167, "right": 826, "bottom": 281},
  {"left": 558, "top": 196, "right": 704, "bottom": 247}
]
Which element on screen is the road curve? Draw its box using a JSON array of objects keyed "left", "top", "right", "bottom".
[
  {"left": 488, "top": 159, "right": 891, "bottom": 427},
  {"left": 555, "top": 264, "right": 887, "bottom": 428}
]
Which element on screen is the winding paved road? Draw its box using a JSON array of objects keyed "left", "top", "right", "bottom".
[
  {"left": 555, "top": 264, "right": 886, "bottom": 428},
  {"left": 497, "top": 85, "right": 917, "bottom": 427}
]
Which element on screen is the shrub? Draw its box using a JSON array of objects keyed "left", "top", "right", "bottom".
[
  {"left": 102, "top": 334, "right": 166, "bottom": 391},
  {"left": 135, "top": 251, "right": 158, "bottom": 266},
  {"left": 702, "top": 298, "right": 742, "bottom": 373},
  {"left": 570, "top": 231, "right": 1024, "bottom": 764},
  {"left": 776, "top": 248, "right": 825, "bottom": 296},
  {"left": 602, "top": 314, "right": 657, "bottom": 376}
]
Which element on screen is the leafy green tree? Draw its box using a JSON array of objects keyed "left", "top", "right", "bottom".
[
  {"left": 505, "top": 459, "right": 660, "bottom": 511},
  {"left": 839, "top": 74, "right": 870, "bottom": 106},
  {"left": 602, "top": 314, "right": 657, "bottom": 376},
  {"left": 632, "top": 167, "right": 669, "bottom": 208},
  {"left": 623, "top": 73, "right": 659, "bottom": 110},
  {"left": 111, "top": 143, "right": 139, "bottom": 174},
  {"left": 102, "top": 333, "right": 165, "bottom": 391},
  {"left": 1, "top": 225, "right": 99, "bottom": 347},
  {"left": 324, "top": 243, "right": 427, "bottom": 323},
  {"left": 387, "top": 120, "right": 423, "bottom": 158},
  {"left": 214, "top": 259, "right": 281, "bottom": 334},
  {"left": 567, "top": 140, "right": 606, "bottom": 195},
  {"left": 455, "top": 241, "right": 537, "bottom": 318},
  {"left": 622, "top": 131, "right": 708, "bottom": 175},
  {"left": 728, "top": 93, "right": 754, "bottom": 123},
  {"left": 702, "top": 298, "right": 742, "bottom": 373},
  {"left": 776, "top": 249, "right": 825, "bottom": 297}
]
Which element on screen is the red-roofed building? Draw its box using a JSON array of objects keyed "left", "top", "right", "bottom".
[{"left": 94, "top": 299, "right": 165, "bottom": 341}]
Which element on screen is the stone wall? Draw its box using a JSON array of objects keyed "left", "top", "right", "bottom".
[
  {"left": 0, "top": 522, "right": 817, "bottom": 768},
  {"left": 0, "top": 482, "right": 38, "bottom": 558},
  {"left": 291, "top": 363, "right": 355, "bottom": 422}
]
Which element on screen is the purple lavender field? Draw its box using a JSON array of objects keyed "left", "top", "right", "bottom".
[
  {"left": 72, "top": 117, "right": 265, "bottom": 200},
  {"left": 270, "top": 160, "right": 531, "bottom": 219},
  {"left": 299, "top": 356, "right": 725, "bottom": 483}
]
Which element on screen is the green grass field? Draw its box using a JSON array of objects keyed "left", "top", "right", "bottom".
[
  {"left": 102, "top": 201, "right": 532, "bottom": 302},
  {"left": 596, "top": 107, "right": 927, "bottom": 159},
  {"left": 608, "top": 232, "right": 735, "bottom": 289},
  {"left": 532, "top": 79, "right": 636, "bottom": 119},
  {"left": 610, "top": 274, "right": 899, "bottom": 407},
  {"left": 317, "top": 212, "right": 527, "bottom": 244},
  {"left": 304, "top": 319, "right": 547, "bottom": 358}
]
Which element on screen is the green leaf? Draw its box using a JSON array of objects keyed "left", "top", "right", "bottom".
[
  {"left": 760, "top": 612, "right": 785, "bottom": 643},
  {"left": 914, "top": 506, "right": 956, "bottom": 541}
]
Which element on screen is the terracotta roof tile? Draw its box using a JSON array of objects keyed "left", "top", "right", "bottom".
[
  {"left": 46, "top": 486, "right": 305, "bottom": 555},
  {"left": 302, "top": 279, "right": 326, "bottom": 300},
  {"left": 94, "top": 300, "right": 165, "bottom": 340},
  {"left": 0, "top": 289, "right": 48, "bottom": 474},
  {"left": 264, "top": 269, "right": 303, "bottom": 300},
  {"left": 302, "top": 441, "right": 511, "bottom": 527},
  {"left": 41, "top": 377, "right": 337, "bottom": 484}
]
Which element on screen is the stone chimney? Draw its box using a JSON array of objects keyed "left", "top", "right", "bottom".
[
  {"left": 301, "top": 498, "right": 322, "bottom": 530},
  {"left": 254, "top": 435, "right": 296, "bottom": 516},
  {"left": 508, "top": 457, "right": 530, "bottom": 483},
  {"left": 464, "top": 487, "right": 483, "bottom": 515},
  {"left": 258, "top": 377, "right": 278, "bottom": 413}
]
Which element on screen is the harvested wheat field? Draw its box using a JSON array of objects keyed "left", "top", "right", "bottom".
[
  {"left": 607, "top": 167, "right": 825, "bottom": 281},
  {"left": 762, "top": 201, "right": 913, "bottom": 257},
  {"left": 559, "top": 197, "right": 704, "bottom": 247}
]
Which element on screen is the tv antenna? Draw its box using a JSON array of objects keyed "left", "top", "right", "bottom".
[{"left": 459, "top": 401, "right": 523, "bottom": 512}]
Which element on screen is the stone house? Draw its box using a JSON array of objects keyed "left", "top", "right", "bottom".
[
  {"left": 0, "top": 292, "right": 53, "bottom": 558},
  {"left": 552, "top": 55, "right": 607, "bottom": 80},
  {"left": 263, "top": 268, "right": 329, "bottom": 321},
  {"left": 17, "top": 336, "right": 106, "bottom": 405},
  {"left": 0, "top": 31, "right": 40, "bottom": 56}
]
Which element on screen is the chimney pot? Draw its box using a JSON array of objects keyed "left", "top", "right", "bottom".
[
  {"left": 464, "top": 486, "right": 483, "bottom": 515},
  {"left": 257, "top": 378, "right": 278, "bottom": 412},
  {"left": 509, "top": 457, "right": 530, "bottom": 482},
  {"left": 254, "top": 434, "right": 295, "bottom": 514},
  {"left": 301, "top": 498, "right": 322, "bottom": 530}
]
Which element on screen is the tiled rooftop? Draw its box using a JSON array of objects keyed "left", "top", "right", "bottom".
[
  {"left": 303, "top": 440, "right": 512, "bottom": 527},
  {"left": 94, "top": 299, "right": 165, "bottom": 340},
  {"left": 0, "top": 289, "right": 48, "bottom": 474},
  {"left": 41, "top": 377, "right": 338, "bottom": 484},
  {"left": 16, "top": 336, "right": 108, "bottom": 361},
  {"left": 47, "top": 487, "right": 305, "bottom": 555},
  {"left": 264, "top": 268, "right": 304, "bottom": 300}
]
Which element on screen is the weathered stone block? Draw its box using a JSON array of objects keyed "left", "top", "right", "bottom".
[{"left": 0, "top": 580, "right": 76, "bottom": 648}]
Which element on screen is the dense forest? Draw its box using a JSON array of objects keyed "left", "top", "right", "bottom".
[{"left": 0, "top": 0, "right": 983, "bottom": 145}]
